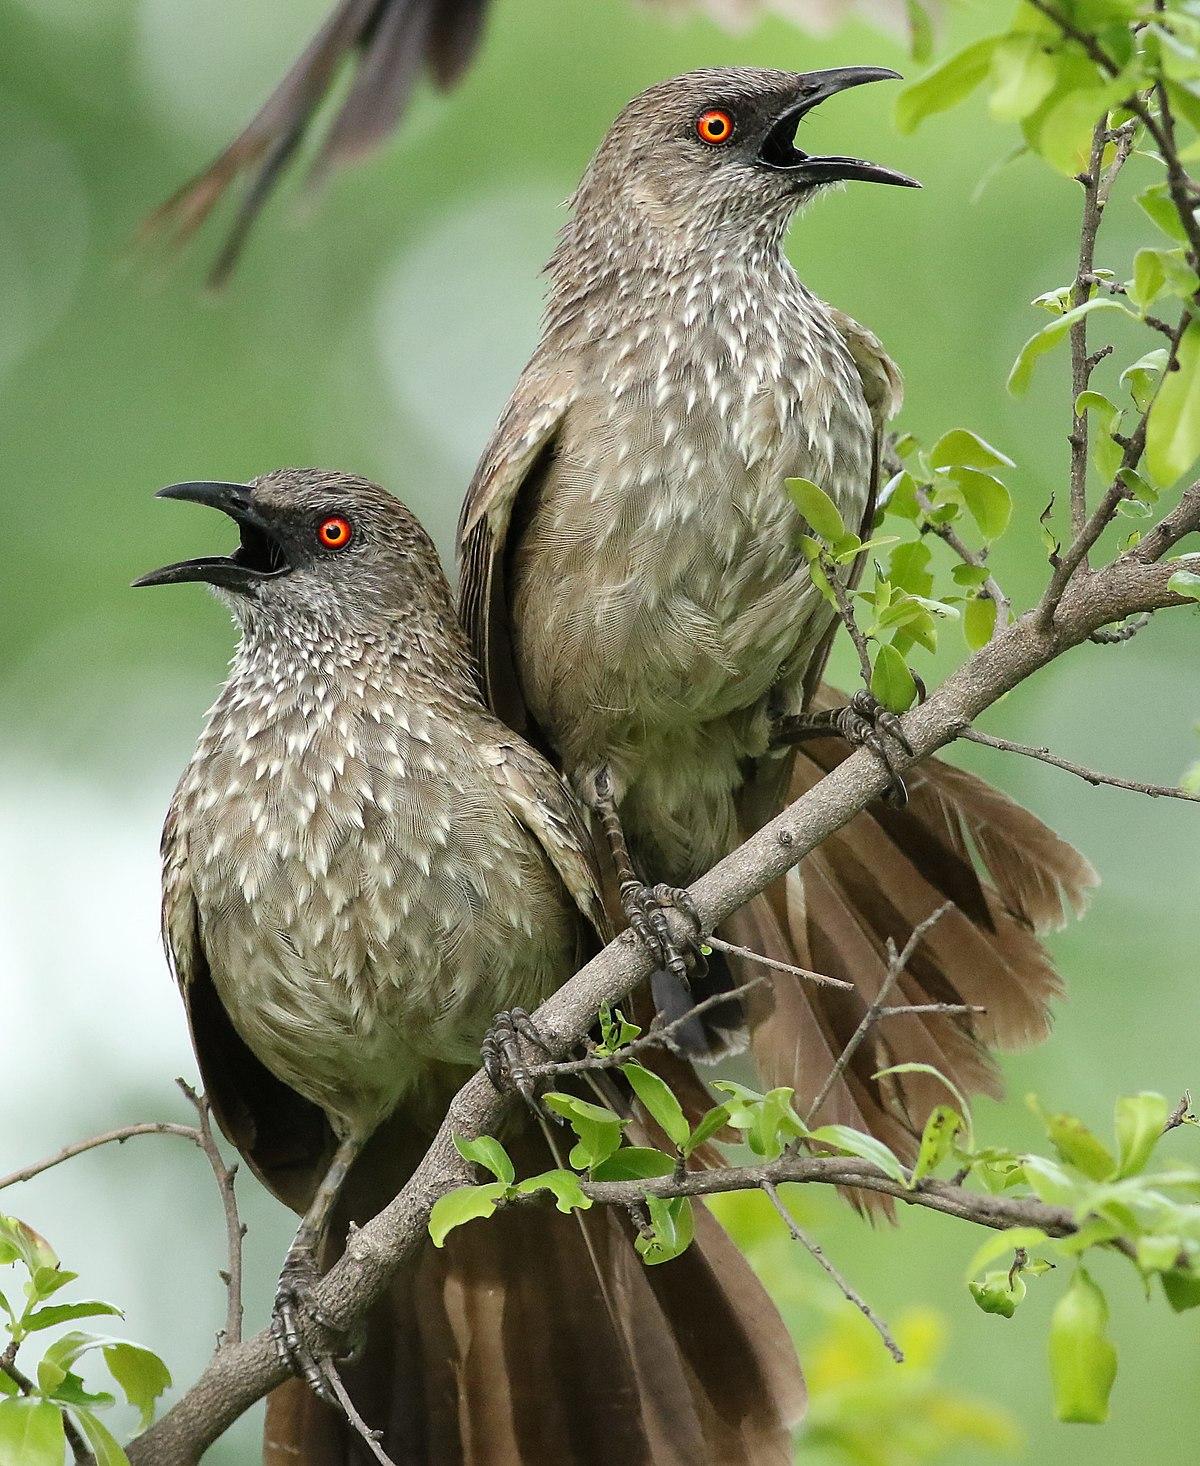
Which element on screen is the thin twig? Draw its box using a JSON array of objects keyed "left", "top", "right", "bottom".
[
  {"left": 528, "top": 977, "right": 769, "bottom": 1076},
  {"left": 1090, "top": 613, "right": 1152, "bottom": 644},
  {"left": 962, "top": 728, "right": 1200, "bottom": 803},
  {"left": 877, "top": 1002, "right": 985, "bottom": 1019},
  {"left": 324, "top": 1361, "right": 397, "bottom": 1465},
  {"left": 176, "top": 1080, "right": 245, "bottom": 1347},
  {"left": 704, "top": 934, "right": 852, "bottom": 990},
  {"left": 915, "top": 486, "right": 1011, "bottom": 638},
  {"left": 761, "top": 1180, "right": 904, "bottom": 1363},
  {"left": 1164, "top": 1092, "right": 1194, "bottom": 1133},
  {"left": 805, "top": 903, "right": 952, "bottom": 1126},
  {"left": 0, "top": 1122, "right": 201, "bottom": 1190},
  {"left": 827, "top": 558, "right": 874, "bottom": 685}
]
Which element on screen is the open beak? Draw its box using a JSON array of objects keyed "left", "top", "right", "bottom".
[
  {"left": 757, "top": 66, "right": 920, "bottom": 189},
  {"left": 132, "top": 480, "right": 291, "bottom": 592}
]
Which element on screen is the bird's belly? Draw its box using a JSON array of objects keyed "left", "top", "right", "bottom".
[{"left": 189, "top": 761, "right": 578, "bottom": 1136}]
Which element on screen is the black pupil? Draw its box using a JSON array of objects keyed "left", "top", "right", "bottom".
[{"left": 326, "top": 522, "right": 342, "bottom": 540}]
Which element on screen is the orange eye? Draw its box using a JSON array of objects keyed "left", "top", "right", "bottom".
[
  {"left": 317, "top": 516, "right": 353, "bottom": 550},
  {"left": 696, "top": 109, "right": 734, "bottom": 146}
]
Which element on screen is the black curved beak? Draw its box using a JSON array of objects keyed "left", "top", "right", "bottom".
[
  {"left": 132, "top": 480, "right": 290, "bottom": 592},
  {"left": 758, "top": 66, "right": 920, "bottom": 190}
]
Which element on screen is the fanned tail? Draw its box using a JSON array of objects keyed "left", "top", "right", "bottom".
[
  {"left": 143, "top": 0, "right": 489, "bottom": 284},
  {"left": 736, "top": 731, "right": 1097, "bottom": 1167},
  {"left": 263, "top": 1120, "right": 804, "bottom": 1464}
]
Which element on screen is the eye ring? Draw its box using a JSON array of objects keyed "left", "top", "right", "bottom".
[
  {"left": 696, "top": 109, "right": 734, "bottom": 146},
  {"left": 317, "top": 516, "right": 353, "bottom": 550}
]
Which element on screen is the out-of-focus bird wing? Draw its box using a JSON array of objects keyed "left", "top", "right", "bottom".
[
  {"left": 147, "top": 0, "right": 920, "bottom": 283},
  {"left": 457, "top": 365, "right": 570, "bottom": 735},
  {"left": 479, "top": 737, "right": 614, "bottom": 945},
  {"left": 161, "top": 799, "right": 333, "bottom": 1212},
  {"left": 145, "top": 0, "right": 489, "bottom": 286}
]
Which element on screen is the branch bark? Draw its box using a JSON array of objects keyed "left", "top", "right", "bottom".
[{"left": 125, "top": 551, "right": 1197, "bottom": 1466}]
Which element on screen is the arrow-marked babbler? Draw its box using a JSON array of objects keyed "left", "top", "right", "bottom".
[
  {"left": 458, "top": 68, "right": 1097, "bottom": 1153},
  {"left": 137, "top": 468, "right": 804, "bottom": 1464}
]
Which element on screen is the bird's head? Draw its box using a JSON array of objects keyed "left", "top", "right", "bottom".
[
  {"left": 569, "top": 66, "right": 918, "bottom": 247},
  {"left": 133, "top": 468, "right": 454, "bottom": 634}
]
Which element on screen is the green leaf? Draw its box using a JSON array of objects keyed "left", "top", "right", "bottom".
[
  {"left": 1169, "top": 569, "right": 1200, "bottom": 601},
  {"left": 1008, "top": 298, "right": 1130, "bottom": 395},
  {"left": 43, "top": 1370, "right": 113, "bottom": 1411},
  {"left": 1138, "top": 181, "right": 1191, "bottom": 244},
  {"left": 621, "top": 1063, "right": 690, "bottom": 1150},
  {"left": 808, "top": 1125, "right": 908, "bottom": 1185},
  {"left": 0, "top": 1398, "right": 65, "bottom": 1466},
  {"left": 870, "top": 643, "right": 918, "bottom": 715},
  {"left": 954, "top": 469, "right": 1013, "bottom": 541},
  {"left": 29, "top": 1268, "right": 78, "bottom": 1302},
  {"left": 1022, "top": 1155, "right": 1080, "bottom": 1206},
  {"left": 928, "top": 428, "right": 1014, "bottom": 471},
  {"left": 589, "top": 1148, "right": 676, "bottom": 1181},
  {"left": 1041, "top": 1110, "right": 1116, "bottom": 1182},
  {"left": 1122, "top": 348, "right": 1168, "bottom": 411},
  {"left": 684, "top": 1105, "right": 732, "bottom": 1158},
  {"left": 786, "top": 477, "right": 847, "bottom": 544},
  {"left": 99, "top": 1342, "right": 171, "bottom": 1431},
  {"left": 987, "top": 33, "right": 1060, "bottom": 123},
  {"left": 964, "top": 595, "right": 998, "bottom": 650},
  {"left": 24, "top": 1300, "right": 122, "bottom": 1333},
  {"left": 1148, "top": 321, "right": 1200, "bottom": 485},
  {"left": 1049, "top": 1268, "right": 1118, "bottom": 1424},
  {"left": 969, "top": 1269, "right": 1027, "bottom": 1318},
  {"left": 896, "top": 37, "right": 1001, "bottom": 133},
  {"left": 452, "top": 1133, "right": 515, "bottom": 1185},
  {"left": 888, "top": 541, "right": 933, "bottom": 596},
  {"left": 910, "top": 1105, "right": 963, "bottom": 1187},
  {"left": 0, "top": 1218, "right": 57, "bottom": 1277},
  {"left": 1136, "top": 1235, "right": 1182, "bottom": 1274},
  {"left": 635, "top": 1196, "right": 695, "bottom": 1266},
  {"left": 429, "top": 1182, "right": 508, "bottom": 1247},
  {"left": 512, "top": 1170, "right": 592, "bottom": 1214},
  {"left": 0, "top": 1377, "right": 14, "bottom": 1401},
  {"left": 596, "top": 1004, "right": 640, "bottom": 1054},
  {"left": 873, "top": 1063, "right": 975, "bottom": 1149},
  {"left": 72, "top": 1408, "right": 130, "bottom": 1466},
  {"left": 1161, "top": 1267, "right": 1200, "bottom": 1311},
  {"left": 542, "top": 1093, "right": 627, "bottom": 1170},
  {"left": 964, "top": 1226, "right": 1050, "bottom": 1282},
  {"left": 712, "top": 1083, "right": 806, "bottom": 1160},
  {"left": 1113, "top": 1092, "right": 1170, "bottom": 1178}
]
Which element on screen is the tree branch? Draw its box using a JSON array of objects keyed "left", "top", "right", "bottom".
[
  {"left": 123, "top": 548, "right": 1198, "bottom": 1466},
  {"left": 961, "top": 728, "right": 1200, "bottom": 803}
]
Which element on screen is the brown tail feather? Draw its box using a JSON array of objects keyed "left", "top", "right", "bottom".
[
  {"left": 736, "top": 736, "right": 1096, "bottom": 1174},
  {"left": 263, "top": 1123, "right": 804, "bottom": 1464}
]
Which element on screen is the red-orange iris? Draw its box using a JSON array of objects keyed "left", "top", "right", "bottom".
[
  {"left": 696, "top": 109, "right": 734, "bottom": 146},
  {"left": 317, "top": 516, "right": 353, "bottom": 550}
]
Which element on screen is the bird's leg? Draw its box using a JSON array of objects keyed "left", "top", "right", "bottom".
[
  {"left": 772, "top": 691, "right": 914, "bottom": 806},
  {"left": 586, "top": 766, "right": 704, "bottom": 984},
  {"left": 481, "top": 1007, "right": 556, "bottom": 1112},
  {"left": 271, "top": 1131, "right": 363, "bottom": 1404}
]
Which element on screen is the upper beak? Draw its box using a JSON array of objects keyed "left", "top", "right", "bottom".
[
  {"left": 132, "top": 480, "right": 289, "bottom": 591},
  {"left": 757, "top": 66, "right": 920, "bottom": 190}
]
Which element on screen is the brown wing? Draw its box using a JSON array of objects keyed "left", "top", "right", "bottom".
[
  {"left": 480, "top": 738, "right": 613, "bottom": 945},
  {"left": 457, "top": 367, "right": 570, "bottom": 734},
  {"left": 800, "top": 305, "right": 904, "bottom": 708},
  {"left": 161, "top": 801, "right": 333, "bottom": 1213}
]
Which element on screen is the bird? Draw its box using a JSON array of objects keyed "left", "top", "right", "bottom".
[
  {"left": 135, "top": 467, "right": 805, "bottom": 1464},
  {"left": 144, "top": 0, "right": 922, "bottom": 285},
  {"left": 457, "top": 67, "right": 1098, "bottom": 1157}
]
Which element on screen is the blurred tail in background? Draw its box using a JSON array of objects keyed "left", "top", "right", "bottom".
[{"left": 142, "top": 0, "right": 921, "bottom": 285}]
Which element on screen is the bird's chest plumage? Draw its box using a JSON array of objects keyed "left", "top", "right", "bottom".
[
  {"left": 175, "top": 639, "right": 575, "bottom": 1130},
  {"left": 513, "top": 264, "right": 874, "bottom": 769}
]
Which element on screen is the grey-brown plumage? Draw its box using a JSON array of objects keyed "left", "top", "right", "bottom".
[
  {"left": 139, "top": 468, "right": 804, "bottom": 1463},
  {"left": 458, "top": 69, "right": 1097, "bottom": 1157},
  {"left": 145, "top": 0, "right": 923, "bottom": 284}
]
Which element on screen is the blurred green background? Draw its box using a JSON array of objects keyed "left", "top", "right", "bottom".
[{"left": 0, "top": 0, "right": 1196, "bottom": 1460}]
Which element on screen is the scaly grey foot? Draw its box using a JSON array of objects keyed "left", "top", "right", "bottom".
[{"left": 774, "top": 690, "right": 914, "bottom": 806}]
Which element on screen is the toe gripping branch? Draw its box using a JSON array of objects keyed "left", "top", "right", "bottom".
[{"left": 773, "top": 690, "right": 914, "bottom": 805}]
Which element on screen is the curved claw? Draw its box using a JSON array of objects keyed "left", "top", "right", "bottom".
[
  {"left": 271, "top": 1248, "right": 337, "bottom": 1405},
  {"left": 482, "top": 1008, "right": 553, "bottom": 1114},
  {"left": 621, "top": 880, "right": 707, "bottom": 985}
]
